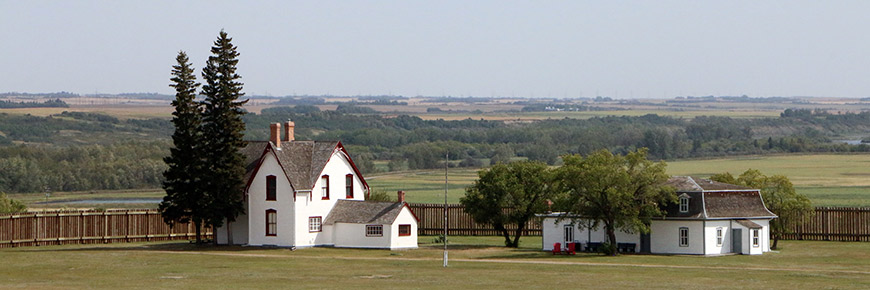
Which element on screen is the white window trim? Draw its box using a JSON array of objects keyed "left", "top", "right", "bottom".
[
  {"left": 716, "top": 227, "right": 723, "bottom": 247},
  {"left": 752, "top": 229, "right": 760, "bottom": 247},
  {"left": 564, "top": 225, "right": 574, "bottom": 244},
  {"left": 679, "top": 197, "right": 689, "bottom": 213},
  {"left": 308, "top": 216, "right": 322, "bottom": 232},
  {"left": 679, "top": 227, "right": 689, "bottom": 247},
  {"left": 366, "top": 225, "right": 383, "bottom": 237}
]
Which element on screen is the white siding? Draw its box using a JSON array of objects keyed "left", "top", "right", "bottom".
[
  {"left": 540, "top": 217, "right": 639, "bottom": 252},
  {"left": 650, "top": 220, "right": 704, "bottom": 255},
  {"left": 334, "top": 223, "right": 391, "bottom": 248},
  {"left": 703, "top": 220, "right": 731, "bottom": 255},
  {"left": 293, "top": 150, "right": 365, "bottom": 247},
  {"left": 389, "top": 207, "right": 419, "bottom": 249},
  {"left": 246, "top": 153, "right": 296, "bottom": 246}
]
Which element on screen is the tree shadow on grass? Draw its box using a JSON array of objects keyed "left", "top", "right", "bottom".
[{"left": 16, "top": 241, "right": 280, "bottom": 253}]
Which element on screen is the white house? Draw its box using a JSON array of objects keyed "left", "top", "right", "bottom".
[
  {"left": 540, "top": 176, "right": 777, "bottom": 255},
  {"left": 214, "top": 121, "right": 419, "bottom": 250}
]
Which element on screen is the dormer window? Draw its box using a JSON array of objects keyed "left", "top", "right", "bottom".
[{"left": 679, "top": 195, "right": 689, "bottom": 213}]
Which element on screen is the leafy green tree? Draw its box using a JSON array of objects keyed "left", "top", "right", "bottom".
[
  {"left": 160, "top": 51, "right": 206, "bottom": 243},
  {"left": 461, "top": 161, "right": 554, "bottom": 247},
  {"left": 555, "top": 148, "right": 675, "bottom": 255},
  {"left": 366, "top": 188, "right": 394, "bottom": 202},
  {"left": 710, "top": 169, "right": 813, "bottom": 249},
  {"left": 0, "top": 192, "right": 26, "bottom": 214},
  {"left": 200, "top": 30, "right": 249, "bottom": 233}
]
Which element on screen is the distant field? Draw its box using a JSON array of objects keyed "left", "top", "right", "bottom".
[
  {"left": 367, "top": 154, "right": 870, "bottom": 207},
  {"left": 1, "top": 236, "right": 868, "bottom": 289},
  {"left": 14, "top": 154, "right": 870, "bottom": 209},
  {"left": 669, "top": 154, "right": 870, "bottom": 207},
  {"left": 416, "top": 109, "right": 780, "bottom": 121}
]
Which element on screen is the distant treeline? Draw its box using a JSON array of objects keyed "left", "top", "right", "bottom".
[
  {"left": 0, "top": 141, "right": 167, "bottom": 193},
  {"left": 0, "top": 99, "right": 68, "bottom": 109},
  {"left": 3, "top": 107, "right": 870, "bottom": 193}
]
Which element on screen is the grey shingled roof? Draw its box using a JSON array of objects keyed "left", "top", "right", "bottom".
[
  {"left": 323, "top": 200, "right": 407, "bottom": 225},
  {"left": 704, "top": 191, "right": 777, "bottom": 218},
  {"left": 735, "top": 219, "right": 763, "bottom": 229},
  {"left": 661, "top": 176, "right": 776, "bottom": 219},
  {"left": 242, "top": 140, "right": 340, "bottom": 191},
  {"left": 242, "top": 141, "right": 269, "bottom": 183}
]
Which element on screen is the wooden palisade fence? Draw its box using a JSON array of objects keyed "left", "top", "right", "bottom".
[
  {"left": 781, "top": 207, "right": 870, "bottom": 242},
  {"left": 0, "top": 209, "right": 211, "bottom": 248},
  {"left": 2, "top": 206, "right": 867, "bottom": 248},
  {"left": 409, "top": 203, "right": 543, "bottom": 236}
]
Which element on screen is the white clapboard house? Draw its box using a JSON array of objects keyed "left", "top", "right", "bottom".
[
  {"left": 214, "top": 121, "right": 419, "bottom": 250},
  {"left": 540, "top": 176, "right": 777, "bottom": 255}
]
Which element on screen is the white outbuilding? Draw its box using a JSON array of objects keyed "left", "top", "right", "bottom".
[{"left": 541, "top": 176, "right": 777, "bottom": 255}]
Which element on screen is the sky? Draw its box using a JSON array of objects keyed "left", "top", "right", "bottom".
[{"left": 2, "top": 1, "right": 870, "bottom": 99}]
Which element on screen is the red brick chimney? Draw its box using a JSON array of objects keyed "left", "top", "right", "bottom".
[
  {"left": 284, "top": 120, "right": 295, "bottom": 142},
  {"left": 270, "top": 123, "right": 281, "bottom": 149},
  {"left": 397, "top": 191, "right": 405, "bottom": 203}
]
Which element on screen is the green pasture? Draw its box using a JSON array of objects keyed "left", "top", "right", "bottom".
[
  {"left": 668, "top": 154, "right": 870, "bottom": 207},
  {"left": 13, "top": 154, "right": 870, "bottom": 209},
  {"left": 1, "top": 236, "right": 868, "bottom": 289}
]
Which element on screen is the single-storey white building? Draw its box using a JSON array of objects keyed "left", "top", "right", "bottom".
[
  {"left": 214, "top": 121, "right": 419, "bottom": 250},
  {"left": 541, "top": 176, "right": 777, "bottom": 255}
]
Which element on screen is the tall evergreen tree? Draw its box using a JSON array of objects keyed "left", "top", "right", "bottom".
[
  {"left": 160, "top": 51, "right": 206, "bottom": 243},
  {"left": 200, "top": 30, "right": 248, "bottom": 235}
]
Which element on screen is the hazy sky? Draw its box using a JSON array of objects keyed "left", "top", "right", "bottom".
[{"left": 2, "top": 1, "right": 870, "bottom": 98}]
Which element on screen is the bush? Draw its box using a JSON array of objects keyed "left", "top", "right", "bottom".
[{"left": 0, "top": 193, "right": 26, "bottom": 214}]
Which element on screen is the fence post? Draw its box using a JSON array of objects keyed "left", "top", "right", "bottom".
[{"left": 103, "top": 211, "right": 109, "bottom": 243}]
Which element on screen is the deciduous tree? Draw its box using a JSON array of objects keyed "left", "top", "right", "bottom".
[
  {"left": 555, "top": 148, "right": 675, "bottom": 255},
  {"left": 461, "top": 161, "right": 554, "bottom": 247},
  {"left": 710, "top": 169, "right": 812, "bottom": 249}
]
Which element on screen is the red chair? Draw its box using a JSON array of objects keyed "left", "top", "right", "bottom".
[
  {"left": 566, "top": 242, "right": 576, "bottom": 255},
  {"left": 552, "top": 242, "right": 562, "bottom": 255}
]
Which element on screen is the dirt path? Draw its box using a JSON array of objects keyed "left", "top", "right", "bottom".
[{"left": 151, "top": 250, "right": 870, "bottom": 276}]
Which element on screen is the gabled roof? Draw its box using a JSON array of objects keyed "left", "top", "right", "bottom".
[
  {"left": 323, "top": 200, "right": 417, "bottom": 225},
  {"left": 242, "top": 140, "right": 370, "bottom": 192},
  {"left": 661, "top": 176, "right": 777, "bottom": 220}
]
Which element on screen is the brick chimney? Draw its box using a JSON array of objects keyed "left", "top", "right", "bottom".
[
  {"left": 283, "top": 120, "right": 295, "bottom": 142},
  {"left": 397, "top": 191, "right": 405, "bottom": 203},
  {"left": 270, "top": 123, "right": 281, "bottom": 149}
]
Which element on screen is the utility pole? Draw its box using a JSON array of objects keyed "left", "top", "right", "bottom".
[{"left": 443, "top": 153, "right": 448, "bottom": 268}]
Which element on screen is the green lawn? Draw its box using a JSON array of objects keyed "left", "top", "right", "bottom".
[{"left": 1, "top": 236, "right": 868, "bottom": 289}]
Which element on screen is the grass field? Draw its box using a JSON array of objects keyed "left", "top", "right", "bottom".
[
  {"left": 367, "top": 153, "right": 870, "bottom": 207},
  {"left": 13, "top": 154, "right": 870, "bottom": 209},
  {"left": 668, "top": 154, "right": 870, "bottom": 207},
  {"left": 1, "top": 236, "right": 868, "bottom": 289}
]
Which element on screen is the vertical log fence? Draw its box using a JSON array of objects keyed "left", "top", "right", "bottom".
[{"left": 0, "top": 209, "right": 210, "bottom": 248}]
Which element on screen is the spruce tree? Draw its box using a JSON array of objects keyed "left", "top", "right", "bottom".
[
  {"left": 200, "top": 30, "right": 248, "bottom": 235},
  {"left": 160, "top": 51, "right": 206, "bottom": 243}
]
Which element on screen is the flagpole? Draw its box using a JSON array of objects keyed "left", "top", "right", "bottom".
[{"left": 443, "top": 153, "right": 448, "bottom": 267}]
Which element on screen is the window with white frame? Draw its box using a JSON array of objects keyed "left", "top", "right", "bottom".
[
  {"left": 366, "top": 225, "right": 383, "bottom": 237},
  {"left": 679, "top": 227, "right": 689, "bottom": 247},
  {"left": 564, "top": 225, "right": 574, "bottom": 244},
  {"left": 308, "top": 216, "right": 322, "bottom": 232},
  {"left": 679, "top": 196, "right": 689, "bottom": 213},
  {"left": 752, "top": 229, "right": 760, "bottom": 247},
  {"left": 716, "top": 227, "right": 723, "bottom": 246}
]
